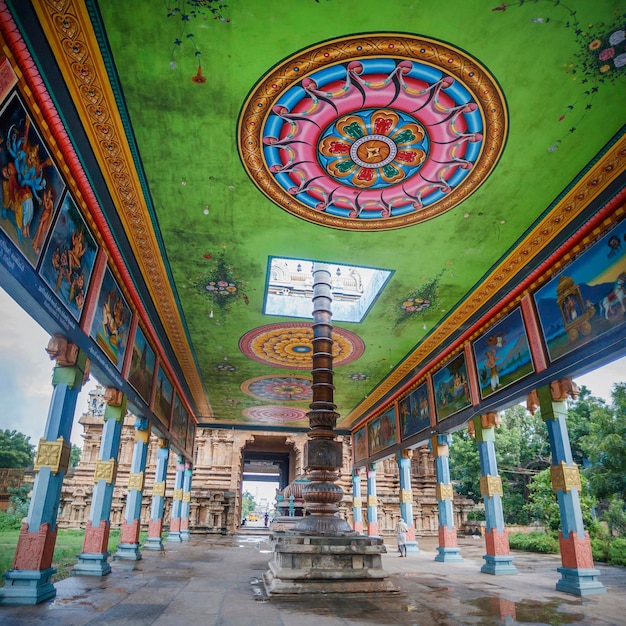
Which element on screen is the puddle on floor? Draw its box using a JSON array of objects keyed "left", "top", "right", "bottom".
[{"left": 466, "top": 596, "right": 585, "bottom": 624}]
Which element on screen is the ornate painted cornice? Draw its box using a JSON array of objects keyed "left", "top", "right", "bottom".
[{"left": 24, "top": 0, "right": 210, "bottom": 418}]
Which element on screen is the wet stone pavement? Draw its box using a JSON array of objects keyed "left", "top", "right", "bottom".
[{"left": 1, "top": 533, "right": 625, "bottom": 625}]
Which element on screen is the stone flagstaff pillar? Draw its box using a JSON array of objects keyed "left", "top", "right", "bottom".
[
  {"left": 115, "top": 417, "right": 151, "bottom": 560},
  {"left": 351, "top": 468, "right": 363, "bottom": 533},
  {"left": 144, "top": 438, "right": 170, "bottom": 550},
  {"left": 0, "top": 336, "right": 88, "bottom": 605},
  {"left": 366, "top": 463, "right": 379, "bottom": 536},
  {"left": 73, "top": 387, "right": 126, "bottom": 576},
  {"left": 430, "top": 434, "right": 462, "bottom": 562},
  {"left": 537, "top": 380, "right": 605, "bottom": 596},
  {"left": 397, "top": 450, "right": 418, "bottom": 552},
  {"left": 167, "top": 455, "right": 185, "bottom": 542},
  {"left": 472, "top": 413, "right": 517, "bottom": 575},
  {"left": 180, "top": 461, "right": 193, "bottom": 540}
]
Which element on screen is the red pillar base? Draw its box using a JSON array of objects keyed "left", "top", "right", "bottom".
[
  {"left": 12, "top": 522, "right": 57, "bottom": 571},
  {"left": 367, "top": 522, "right": 379, "bottom": 537},
  {"left": 82, "top": 520, "right": 110, "bottom": 554},
  {"left": 120, "top": 519, "right": 140, "bottom": 545},
  {"left": 559, "top": 531, "right": 594, "bottom": 569},
  {"left": 438, "top": 525, "right": 459, "bottom": 549},
  {"left": 484, "top": 528, "right": 510, "bottom": 556}
]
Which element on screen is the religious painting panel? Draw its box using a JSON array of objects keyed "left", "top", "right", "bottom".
[
  {"left": 154, "top": 365, "right": 173, "bottom": 427},
  {"left": 353, "top": 426, "right": 367, "bottom": 463},
  {"left": 128, "top": 324, "right": 156, "bottom": 405},
  {"left": 0, "top": 92, "right": 66, "bottom": 267},
  {"left": 433, "top": 352, "right": 471, "bottom": 422},
  {"left": 186, "top": 418, "right": 196, "bottom": 455},
  {"left": 171, "top": 394, "right": 188, "bottom": 447},
  {"left": 367, "top": 405, "right": 397, "bottom": 456},
  {"left": 399, "top": 381, "right": 431, "bottom": 440},
  {"left": 534, "top": 220, "right": 626, "bottom": 362},
  {"left": 472, "top": 307, "right": 534, "bottom": 400},
  {"left": 89, "top": 266, "right": 131, "bottom": 371},
  {"left": 39, "top": 193, "right": 98, "bottom": 321}
]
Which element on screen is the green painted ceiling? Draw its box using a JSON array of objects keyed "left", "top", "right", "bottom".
[{"left": 91, "top": 0, "right": 624, "bottom": 430}]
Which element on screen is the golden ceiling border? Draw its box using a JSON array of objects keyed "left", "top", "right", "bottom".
[
  {"left": 342, "top": 134, "right": 626, "bottom": 427},
  {"left": 32, "top": 0, "right": 210, "bottom": 418}
]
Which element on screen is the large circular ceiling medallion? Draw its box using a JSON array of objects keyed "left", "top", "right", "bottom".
[
  {"left": 241, "top": 375, "right": 313, "bottom": 402},
  {"left": 238, "top": 33, "right": 507, "bottom": 231},
  {"left": 239, "top": 322, "right": 365, "bottom": 369},
  {"left": 242, "top": 406, "right": 308, "bottom": 424}
]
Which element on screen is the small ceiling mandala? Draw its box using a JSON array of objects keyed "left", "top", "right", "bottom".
[
  {"left": 242, "top": 405, "right": 309, "bottom": 424},
  {"left": 239, "top": 322, "right": 365, "bottom": 369},
  {"left": 241, "top": 375, "right": 313, "bottom": 402},
  {"left": 239, "top": 33, "right": 507, "bottom": 230}
]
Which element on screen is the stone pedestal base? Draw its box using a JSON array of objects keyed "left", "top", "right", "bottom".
[
  {"left": 72, "top": 551, "right": 111, "bottom": 576},
  {"left": 406, "top": 540, "right": 419, "bottom": 553},
  {"left": 166, "top": 531, "right": 182, "bottom": 543},
  {"left": 180, "top": 530, "right": 190, "bottom": 541},
  {"left": 143, "top": 536, "right": 165, "bottom": 551},
  {"left": 556, "top": 567, "right": 606, "bottom": 596},
  {"left": 115, "top": 543, "right": 142, "bottom": 560},
  {"left": 263, "top": 533, "right": 398, "bottom": 596},
  {"left": 435, "top": 546, "right": 463, "bottom": 562},
  {"left": 0, "top": 568, "right": 56, "bottom": 605},
  {"left": 481, "top": 554, "right": 518, "bottom": 575}
]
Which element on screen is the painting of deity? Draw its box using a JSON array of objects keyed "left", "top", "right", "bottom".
[
  {"left": 433, "top": 352, "right": 472, "bottom": 422},
  {"left": 171, "top": 394, "right": 188, "bottom": 446},
  {"left": 399, "top": 382, "right": 431, "bottom": 440},
  {"left": 472, "top": 308, "right": 533, "bottom": 400},
  {"left": 534, "top": 220, "right": 626, "bottom": 362},
  {"left": 128, "top": 324, "right": 156, "bottom": 405},
  {"left": 353, "top": 426, "right": 367, "bottom": 462},
  {"left": 39, "top": 194, "right": 97, "bottom": 321},
  {"left": 186, "top": 418, "right": 196, "bottom": 454},
  {"left": 0, "top": 93, "right": 66, "bottom": 267},
  {"left": 154, "top": 365, "right": 173, "bottom": 427},
  {"left": 367, "top": 406, "right": 397, "bottom": 456},
  {"left": 90, "top": 267, "right": 131, "bottom": 371}
]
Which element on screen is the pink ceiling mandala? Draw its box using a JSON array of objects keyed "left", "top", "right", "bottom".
[
  {"left": 242, "top": 405, "right": 309, "bottom": 424},
  {"left": 241, "top": 375, "right": 313, "bottom": 402},
  {"left": 238, "top": 33, "right": 507, "bottom": 231},
  {"left": 239, "top": 322, "right": 365, "bottom": 369}
]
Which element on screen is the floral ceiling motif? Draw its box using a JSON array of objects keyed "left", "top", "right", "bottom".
[{"left": 240, "top": 375, "right": 313, "bottom": 402}]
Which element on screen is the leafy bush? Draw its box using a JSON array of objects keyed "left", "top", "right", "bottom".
[
  {"left": 608, "top": 538, "right": 626, "bottom": 566},
  {"left": 603, "top": 497, "right": 626, "bottom": 536},
  {"left": 508, "top": 531, "right": 559, "bottom": 554}
]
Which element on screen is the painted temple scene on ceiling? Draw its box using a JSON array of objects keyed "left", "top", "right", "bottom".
[
  {"left": 398, "top": 381, "right": 431, "bottom": 440},
  {"left": 154, "top": 365, "right": 174, "bottom": 427},
  {"left": 90, "top": 266, "right": 131, "bottom": 372},
  {"left": 128, "top": 324, "right": 156, "bottom": 405},
  {"left": 368, "top": 406, "right": 398, "bottom": 456},
  {"left": 39, "top": 193, "right": 98, "bottom": 322},
  {"left": 534, "top": 220, "right": 626, "bottom": 362},
  {"left": 0, "top": 92, "right": 66, "bottom": 266},
  {"left": 433, "top": 352, "right": 471, "bottom": 422},
  {"left": 472, "top": 308, "right": 533, "bottom": 400}
]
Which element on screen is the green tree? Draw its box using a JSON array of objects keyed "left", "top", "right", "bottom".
[
  {"left": 0, "top": 430, "right": 35, "bottom": 468},
  {"left": 70, "top": 445, "right": 82, "bottom": 467},
  {"left": 241, "top": 491, "right": 256, "bottom": 520}
]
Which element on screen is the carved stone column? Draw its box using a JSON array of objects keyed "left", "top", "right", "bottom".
[
  {"left": 144, "top": 438, "right": 170, "bottom": 551},
  {"left": 167, "top": 455, "right": 185, "bottom": 542}
]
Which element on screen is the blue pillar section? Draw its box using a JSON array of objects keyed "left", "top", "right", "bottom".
[
  {"left": 351, "top": 468, "right": 363, "bottom": 533},
  {"left": 73, "top": 389, "right": 127, "bottom": 576},
  {"left": 144, "top": 439, "right": 170, "bottom": 551},
  {"left": 537, "top": 383, "right": 605, "bottom": 596},
  {"left": 115, "top": 417, "right": 151, "bottom": 560},
  {"left": 0, "top": 338, "right": 87, "bottom": 605},
  {"left": 366, "top": 463, "right": 379, "bottom": 536},
  {"left": 396, "top": 450, "right": 418, "bottom": 553},
  {"left": 180, "top": 461, "right": 193, "bottom": 540},
  {"left": 167, "top": 455, "right": 185, "bottom": 542},
  {"left": 474, "top": 414, "right": 518, "bottom": 575},
  {"left": 429, "top": 435, "right": 462, "bottom": 562}
]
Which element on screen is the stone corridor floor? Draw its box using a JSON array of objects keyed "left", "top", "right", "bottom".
[{"left": 1, "top": 533, "right": 625, "bottom": 625}]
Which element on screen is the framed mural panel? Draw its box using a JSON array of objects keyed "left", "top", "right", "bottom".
[
  {"left": 472, "top": 307, "right": 534, "bottom": 400},
  {"left": 186, "top": 418, "right": 196, "bottom": 455},
  {"left": 39, "top": 193, "right": 98, "bottom": 321},
  {"left": 398, "top": 382, "right": 431, "bottom": 440},
  {"left": 171, "top": 394, "right": 188, "bottom": 447},
  {"left": 353, "top": 426, "right": 367, "bottom": 463},
  {"left": 128, "top": 324, "right": 156, "bottom": 405},
  {"left": 154, "top": 365, "right": 174, "bottom": 427},
  {"left": 90, "top": 266, "right": 131, "bottom": 371},
  {"left": 367, "top": 405, "right": 398, "bottom": 456},
  {"left": 433, "top": 352, "right": 471, "bottom": 422},
  {"left": 0, "top": 92, "right": 66, "bottom": 267},
  {"left": 534, "top": 220, "right": 626, "bottom": 362}
]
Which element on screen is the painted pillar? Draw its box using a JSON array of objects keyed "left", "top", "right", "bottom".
[
  {"left": 144, "top": 438, "right": 170, "bottom": 550},
  {"left": 366, "top": 463, "right": 379, "bottom": 536},
  {"left": 430, "top": 434, "right": 462, "bottom": 562},
  {"left": 537, "top": 380, "right": 606, "bottom": 596},
  {"left": 396, "top": 450, "right": 418, "bottom": 552},
  {"left": 473, "top": 413, "right": 518, "bottom": 575},
  {"left": 351, "top": 468, "right": 363, "bottom": 533},
  {"left": 0, "top": 336, "right": 87, "bottom": 605},
  {"left": 167, "top": 455, "right": 185, "bottom": 542},
  {"left": 115, "top": 417, "right": 151, "bottom": 560},
  {"left": 73, "top": 388, "right": 127, "bottom": 576},
  {"left": 180, "top": 461, "right": 193, "bottom": 540}
]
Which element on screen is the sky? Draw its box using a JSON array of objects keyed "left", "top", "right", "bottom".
[{"left": 0, "top": 286, "right": 624, "bottom": 450}]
